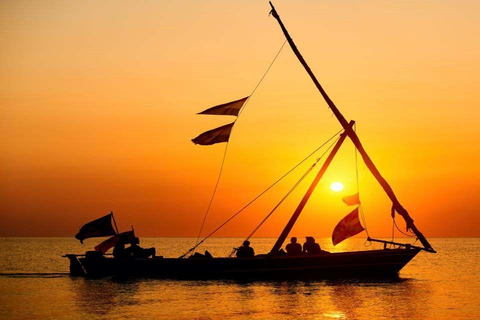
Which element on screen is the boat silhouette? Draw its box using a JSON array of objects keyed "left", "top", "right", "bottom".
[{"left": 66, "top": 2, "right": 435, "bottom": 279}]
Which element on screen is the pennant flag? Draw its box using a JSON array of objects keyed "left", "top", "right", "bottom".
[
  {"left": 192, "top": 122, "right": 234, "bottom": 146},
  {"left": 332, "top": 207, "right": 365, "bottom": 246},
  {"left": 342, "top": 193, "right": 361, "bottom": 206},
  {"left": 198, "top": 97, "right": 249, "bottom": 116},
  {"left": 94, "top": 231, "right": 135, "bottom": 254},
  {"left": 75, "top": 213, "right": 117, "bottom": 244}
]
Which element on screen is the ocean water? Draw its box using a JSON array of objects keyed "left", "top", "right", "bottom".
[{"left": 0, "top": 237, "right": 479, "bottom": 319}]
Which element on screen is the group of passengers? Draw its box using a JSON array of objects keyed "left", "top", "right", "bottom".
[
  {"left": 286, "top": 236, "right": 328, "bottom": 255},
  {"left": 112, "top": 235, "right": 327, "bottom": 259},
  {"left": 111, "top": 235, "right": 326, "bottom": 259},
  {"left": 235, "top": 236, "right": 328, "bottom": 258}
]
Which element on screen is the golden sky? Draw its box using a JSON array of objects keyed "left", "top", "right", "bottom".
[{"left": 1, "top": 0, "right": 479, "bottom": 238}]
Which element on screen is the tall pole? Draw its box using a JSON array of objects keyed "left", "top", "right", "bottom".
[
  {"left": 268, "top": 2, "right": 433, "bottom": 251},
  {"left": 270, "top": 122, "right": 354, "bottom": 254}
]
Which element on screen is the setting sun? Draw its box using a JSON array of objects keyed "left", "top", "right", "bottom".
[{"left": 330, "top": 182, "right": 344, "bottom": 192}]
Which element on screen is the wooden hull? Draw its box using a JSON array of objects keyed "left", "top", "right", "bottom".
[{"left": 71, "top": 248, "right": 420, "bottom": 279}]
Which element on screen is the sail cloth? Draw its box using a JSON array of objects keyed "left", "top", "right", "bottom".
[
  {"left": 94, "top": 231, "right": 135, "bottom": 254},
  {"left": 75, "top": 213, "right": 117, "bottom": 244},
  {"left": 332, "top": 207, "right": 365, "bottom": 246},
  {"left": 342, "top": 193, "right": 361, "bottom": 206},
  {"left": 192, "top": 122, "right": 234, "bottom": 145},
  {"left": 192, "top": 97, "right": 249, "bottom": 146},
  {"left": 197, "top": 97, "right": 248, "bottom": 116}
]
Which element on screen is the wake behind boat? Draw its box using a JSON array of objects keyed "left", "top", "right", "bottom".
[{"left": 65, "top": 2, "right": 435, "bottom": 279}]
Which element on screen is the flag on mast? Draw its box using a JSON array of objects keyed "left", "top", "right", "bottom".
[
  {"left": 332, "top": 207, "right": 365, "bottom": 246},
  {"left": 192, "top": 122, "right": 235, "bottom": 146},
  {"left": 75, "top": 213, "right": 117, "bottom": 244},
  {"left": 192, "top": 97, "right": 249, "bottom": 146},
  {"left": 342, "top": 193, "right": 361, "bottom": 206},
  {"left": 197, "top": 97, "right": 248, "bottom": 116}
]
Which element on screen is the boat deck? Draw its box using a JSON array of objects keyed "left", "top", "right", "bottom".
[{"left": 69, "top": 248, "right": 420, "bottom": 279}]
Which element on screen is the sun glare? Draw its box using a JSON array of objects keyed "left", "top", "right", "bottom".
[{"left": 330, "top": 182, "right": 344, "bottom": 192}]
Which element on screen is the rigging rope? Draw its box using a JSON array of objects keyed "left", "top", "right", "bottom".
[
  {"left": 353, "top": 125, "right": 414, "bottom": 243},
  {"left": 194, "top": 142, "right": 229, "bottom": 245},
  {"left": 237, "top": 40, "right": 287, "bottom": 118},
  {"left": 354, "top": 123, "right": 370, "bottom": 237},
  {"left": 244, "top": 135, "right": 341, "bottom": 241},
  {"left": 393, "top": 217, "right": 416, "bottom": 238},
  {"left": 180, "top": 128, "right": 343, "bottom": 258},
  {"left": 193, "top": 40, "right": 287, "bottom": 245},
  {"left": 391, "top": 217, "right": 395, "bottom": 243}
]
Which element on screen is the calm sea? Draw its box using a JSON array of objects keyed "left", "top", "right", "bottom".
[{"left": 0, "top": 237, "right": 479, "bottom": 319}]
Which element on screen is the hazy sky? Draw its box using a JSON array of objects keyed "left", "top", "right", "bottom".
[{"left": 1, "top": 0, "right": 479, "bottom": 239}]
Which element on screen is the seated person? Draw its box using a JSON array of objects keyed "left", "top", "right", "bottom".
[
  {"left": 303, "top": 236, "right": 321, "bottom": 255},
  {"left": 125, "top": 237, "right": 156, "bottom": 258},
  {"left": 236, "top": 240, "right": 255, "bottom": 258},
  {"left": 113, "top": 235, "right": 128, "bottom": 259},
  {"left": 286, "top": 237, "right": 302, "bottom": 255}
]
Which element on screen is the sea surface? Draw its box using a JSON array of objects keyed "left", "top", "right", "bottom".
[{"left": 0, "top": 237, "right": 479, "bottom": 319}]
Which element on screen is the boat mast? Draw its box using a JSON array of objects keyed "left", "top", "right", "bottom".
[
  {"left": 271, "top": 122, "right": 354, "bottom": 254},
  {"left": 268, "top": 2, "right": 434, "bottom": 251}
]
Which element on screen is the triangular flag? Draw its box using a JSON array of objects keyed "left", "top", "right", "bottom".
[
  {"left": 342, "top": 193, "right": 361, "bottom": 206},
  {"left": 192, "top": 122, "right": 234, "bottom": 146},
  {"left": 332, "top": 207, "right": 365, "bottom": 246},
  {"left": 198, "top": 97, "right": 249, "bottom": 116}
]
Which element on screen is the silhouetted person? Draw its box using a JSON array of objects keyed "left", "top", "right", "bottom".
[
  {"left": 125, "top": 237, "right": 156, "bottom": 258},
  {"left": 236, "top": 240, "right": 255, "bottom": 258},
  {"left": 286, "top": 237, "right": 302, "bottom": 255},
  {"left": 303, "top": 236, "right": 321, "bottom": 255},
  {"left": 113, "top": 235, "right": 128, "bottom": 259}
]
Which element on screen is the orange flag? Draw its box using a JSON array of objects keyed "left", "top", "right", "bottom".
[
  {"left": 332, "top": 207, "right": 365, "bottom": 246},
  {"left": 94, "top": 231, "right": 135, "bottom": 254},
  {"left": 192, "top": 122, "right": 234, "bottom": 146},
  {"left": 198, "top": 97, "right": 249, "bottom": 116},
  {"left": 342, "top": 193, "right": 361, "bottom": 206}
]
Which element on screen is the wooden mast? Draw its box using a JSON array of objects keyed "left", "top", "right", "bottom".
[
  {"left": 270, "top": 122, "right": 354, "bottom": 254},
  {"left": 268, "top": 1, "right": 434, "bottom": 252}
]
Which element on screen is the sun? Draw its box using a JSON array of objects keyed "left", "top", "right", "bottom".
[{"left": 330, "top": 182, "right": 344, "bottom": 192}]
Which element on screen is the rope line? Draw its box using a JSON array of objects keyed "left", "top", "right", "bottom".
[
  {"left": 393, "top": 217, "right": 416, "bottom": 238},
  {"left": 238, "top": 40, "right": 287, "bottom": 118},
  {"left": 245, "top": 136, "right": 341, "bottom": 241},
  {"left": 194, "top": 142, "right": 229, "bottom": 245},
  {"left": 391, "top": 217, "right": 395, "bottom": 243},
  {"left": 354, "top": 123, "right": 370, "bottom": 237},
  {"left": 180, "top": 128, "right": 343, "bottom": 258},
  {"left": 193, "top": 40, "right": 287, "bottom": 245}
]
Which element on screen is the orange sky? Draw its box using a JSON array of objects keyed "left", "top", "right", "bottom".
[{"left": 1, "top": 0, "right": 479, "bottom": 238}]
